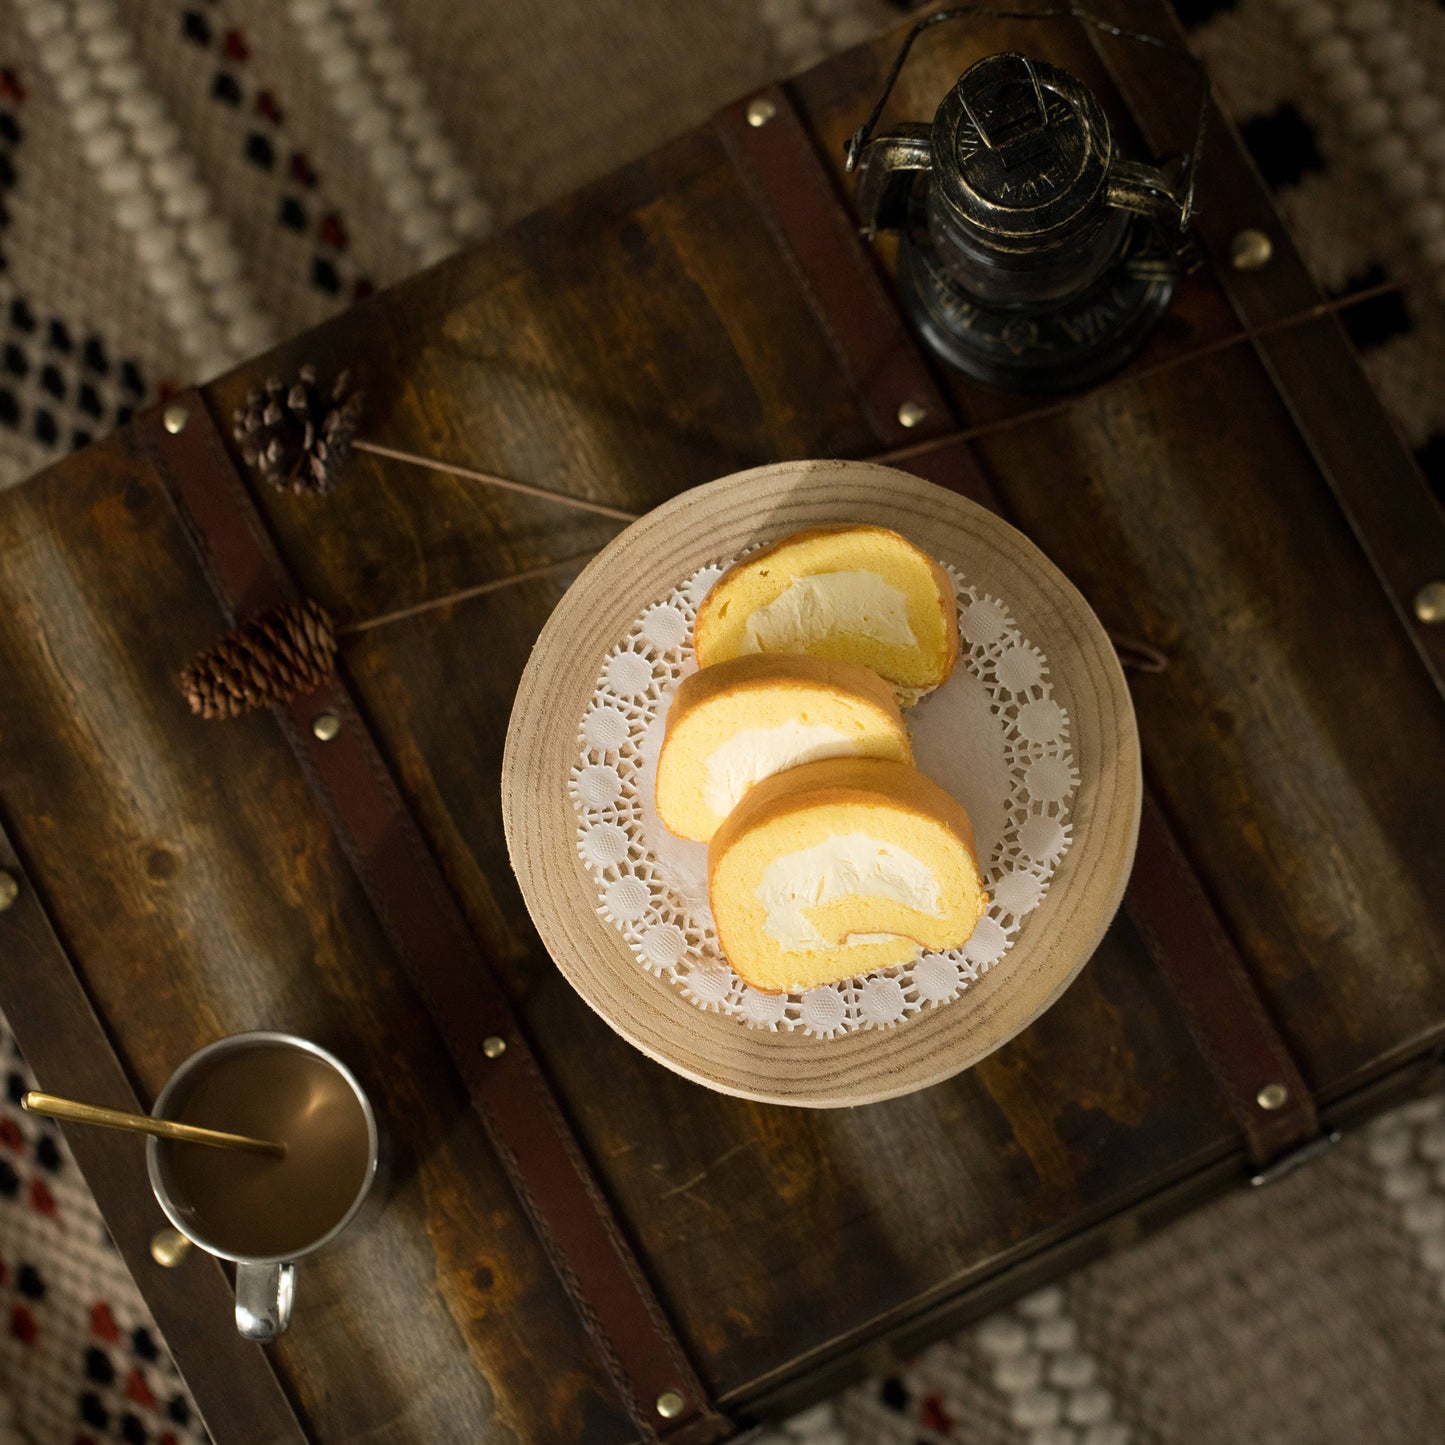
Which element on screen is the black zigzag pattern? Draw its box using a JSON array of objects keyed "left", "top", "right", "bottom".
[{"left": 0, "top": 87, "right": 154, "bottom": 463}]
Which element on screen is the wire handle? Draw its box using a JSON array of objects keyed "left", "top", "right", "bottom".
[{"left": 844, "top": 3, "right": 1210, "bottom": 229}]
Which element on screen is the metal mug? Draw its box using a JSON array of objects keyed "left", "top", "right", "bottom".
[{"left": 146, "top": 1032, "right": 380, "bottom": 1343}]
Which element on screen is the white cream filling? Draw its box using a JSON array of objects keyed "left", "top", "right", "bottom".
[
  {"left": 703, "top": 721, "right": 853, "bottom": 818},
  {"left": 755, "top": 832, "right": 942, "bottom": 952},
  {"left": 741, "top": 571, "right": 917, "bottom": 655}
]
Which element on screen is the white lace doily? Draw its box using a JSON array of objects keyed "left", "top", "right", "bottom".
[{"left": 570, "top": 559, "right": 1078, "bottom": 1037}]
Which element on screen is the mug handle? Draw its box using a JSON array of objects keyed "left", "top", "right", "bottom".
[{"left": 234, "top": 1261, "right": 295, "bottom": 1342}]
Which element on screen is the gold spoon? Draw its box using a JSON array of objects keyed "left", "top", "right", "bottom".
[{"left": 22, "top": 1091, "right": 286, "bottom": 1159}]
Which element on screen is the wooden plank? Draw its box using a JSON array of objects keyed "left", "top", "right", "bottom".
[
  {"left": 205, "top": 128, "right": 880, "bottom": 632},
  {"left": 730, "top": 1045, "right": 1445, "bottom": 1420},
  {"left": 0, "top": 437, "right": 635, "bottom": 1443},
  {"left": 1089, "top": 0, "right": 1445, "bottom": 700},
  {"left": 963, "top": 343, "right": 1445, "bottom": 1094}
]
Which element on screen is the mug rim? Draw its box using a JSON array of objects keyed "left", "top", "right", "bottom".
[{"left": 145, "top": 1031, "right": 379, "bottom": 1266}]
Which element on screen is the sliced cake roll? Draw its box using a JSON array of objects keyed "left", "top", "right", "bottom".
[
  {"left": 708, "top": 757, "right": 988, "bottom": 993},
  {"left": 655, "top": 654, "right": 913, "bottom": 842},
  {"left": 694, "top": 525, "right": 958, "bottom": 693}
]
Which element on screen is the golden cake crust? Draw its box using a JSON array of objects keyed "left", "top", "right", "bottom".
[
  {"left": 708, "top": 757, "right": 986, "bottom": 991},
  {"left": 656, "top": 653, "right": 911, "bottom": 840},
  {"left": 708, "top": 756, "right": 979, "bottom": 870},
  {"left": 661, "top": 652, "right": 905, "bottom": 744},
  {"left": 693, "top": 524, "right": 959, "bottom": 686}
]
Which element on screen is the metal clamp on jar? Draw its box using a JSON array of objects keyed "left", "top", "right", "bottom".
[{"left": 847, "top": 8, "right": 1208, "bottom": 393}]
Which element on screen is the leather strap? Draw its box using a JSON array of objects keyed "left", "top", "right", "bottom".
[
  {"left": 0, "top": 816, "right": 308, "bottom": 1445},
  {"left": 894, "top": 435, "right": 1321, "bottom": 1167},
  {"left": 138, "top": 395, "right": 729, "bottom": 1445},
  {"left": 1126, "top": 791, "right": 1319, "bottom": 1166},
  {"left": 714, "top": 85, "right": 953, "bottom": 449}
]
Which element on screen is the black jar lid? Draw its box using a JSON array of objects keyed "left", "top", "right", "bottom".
[{"left": 931, "top": 53, "right": 1112, "bottom": 251}]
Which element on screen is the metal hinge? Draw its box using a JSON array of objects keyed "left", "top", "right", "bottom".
[{"left": 1249, "top": 1129, "right": 1341, "bottom": 1188}]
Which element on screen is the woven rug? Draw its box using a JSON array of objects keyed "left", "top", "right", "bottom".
[{"left": 1, "top": 1, "right": 1444, "bottom": 1442}]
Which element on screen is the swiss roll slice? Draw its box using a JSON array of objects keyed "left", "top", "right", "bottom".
[
  {"left": 708, "top": 757, "right": 988, "bottom": 993},
  {"left": 656, "top": 653, "right": 913, "bottom": 843},
  {"left": 694, "top": 525, "right": 958, "bottom": 694}
]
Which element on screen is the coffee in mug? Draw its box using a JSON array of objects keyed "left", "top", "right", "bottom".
[{"left": 147, "top": 1033, "right": 378, "bottom": 1341}]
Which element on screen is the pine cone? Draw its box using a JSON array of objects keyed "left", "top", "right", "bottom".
[
  {"left": 232, "top": 365, "right": 364, "bottom": 496},
  {"left": 180, "top": 599, "right": 338, "bottom": 718}
]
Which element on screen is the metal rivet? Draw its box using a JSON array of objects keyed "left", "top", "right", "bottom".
[
  {"left": 150, "top": 1228, "right": 192, "bottom": 1268},
  {"left": 897, "top": 399, "right": 929, "bottom": 429},
  {"left": 311, "top": 712, "right": 341, "bottom": 741},
  {"left": 1414, "top": 580, "right": 1445, "bottom": 624},
  {"left": 162, "top": 403, "right": 190, "bottom": 435},
  {"left": 656, "top": 1391, "right": 685, "bottom": 1419},
  {"left": 1257, "top": 1082, "right": 1289, "bottom": 1111},
  {"left": 746, "top": 97, "right": 776, "bottom": 128},
  {"left": 482, "top": 1036, "right": 507, "bottom": 1059},
  {"left": 0, "top": 871, "right": 16, "bottom": 912},
  {"left": 1230, "top": 229, "right": 1273, "bottom": 271}
]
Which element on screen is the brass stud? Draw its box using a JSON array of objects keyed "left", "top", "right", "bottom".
[
  {"left": 311, "top": 712, "right": 341, "bottom": 742},
  {"left": 0, "top": 871, "right": 16, "bottom": 912},
  {"left": 162, "top": 403, "right": 190, "bottom": 435},
  {"left": 150, "top": 1227, "right": 192, "bottom": 1268},
  {"left": 1230, "top": 229, "right": 1273, "bottom": 271},
  {"left": 746, "top": 97, "right": 776, "bottom": 128},
  {"left": 656, "top": 1391, "right": 685, "bottom": 1419},
  {"left": 482, "top": 1036, "right": 507, "bottom": 1059},
  {"left": 1414, "top": 581, "right": 1445, "bottom": 625},
  {"left": 1256, "top": 1082, "right": 1289, "bottom": 1111},
  {"left": 897, "top": 399, "right": 929, "bottom": 429}
]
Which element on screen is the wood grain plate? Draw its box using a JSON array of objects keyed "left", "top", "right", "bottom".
[{"left": 503, "top": 461, "right": 1140, "bottom": 1105}]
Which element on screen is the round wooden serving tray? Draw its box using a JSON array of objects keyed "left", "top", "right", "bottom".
[{"left": 502, "top": 461, "right": 1141, "bottom": 1106}]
